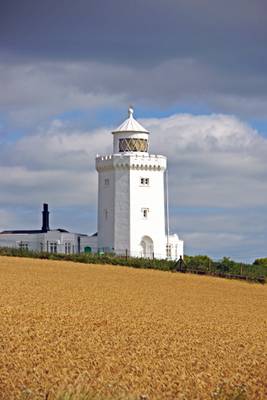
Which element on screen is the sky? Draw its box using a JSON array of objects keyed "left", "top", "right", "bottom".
[{"left": 0, "top": 0, "right": 267, "bottom": 262}]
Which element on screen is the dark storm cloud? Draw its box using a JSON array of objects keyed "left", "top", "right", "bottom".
[
  {"left": 1, "top": 0, "right": 266, "bottom": 70},
  {"left": 1, "top": 0, "right": 267, "bottom": 123}
]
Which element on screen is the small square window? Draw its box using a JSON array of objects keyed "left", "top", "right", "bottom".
[
  {"left": 142, "top": 208, "right": 149, "bottom": 218},
  {"left": 104, "top": 178, "right": 110, "bottom": 186},
  {"left": 140, "top": 177, "right": 149, "bottom": 186}
]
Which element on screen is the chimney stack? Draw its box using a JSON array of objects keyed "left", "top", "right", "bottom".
[{"left": 42, "top": 203, "right": 50, "bottom": 232}]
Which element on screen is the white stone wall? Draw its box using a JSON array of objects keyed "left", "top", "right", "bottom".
[
  {"left": 0, "top": 233, "right": 42, "bottom": 251},
  {"left": 96, "top": 154, "right": 168, "bottom": 258},
  {"left": 80, "top": 235, "right": 98, "bottom": 253},
  {"left": 44, "top": 231, "right": 77, "bottom": 253},
  {"left": 166, "top": 234, "right": 184, "bottom": 260},
  {"left": 96, "top": 155, "right": 130, "bottom": 253},
  {"left": 129, "top": 158, "right": 167, "bottom": 258},
  {"left": 0, "top": 231, "right": 96, "bottom": 254},
  {"left": 114, "top": 167, "right": 130, "bottom": 254},
  {"left": 96, "top": 166, "right": 115, "bottom": 251}
]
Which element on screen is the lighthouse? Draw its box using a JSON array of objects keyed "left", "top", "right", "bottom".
[{"left": 96, "top": 107, "right": 183, "bottom": 259}]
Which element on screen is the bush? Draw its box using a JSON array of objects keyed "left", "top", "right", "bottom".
[
  {"left": 253, "top": 258, "right": 267, "bottom": 267},
  {"left": 0, "top": 247, "right": 265, "bottom": 283},
  {"left": 184, "top": 255, "right": 212, "bottom": 271}
]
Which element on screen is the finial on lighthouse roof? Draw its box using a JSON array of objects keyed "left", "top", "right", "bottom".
[
  {"left": 128, "top": 106, "right": 134, "bottom": 118},
  {"left": 112, "top": 106, "right": 149, "bottom": 134}
]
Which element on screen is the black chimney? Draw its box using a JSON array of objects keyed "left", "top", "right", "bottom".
[{"left": 42, "top": 203, "right": 50, "bottom": 232}]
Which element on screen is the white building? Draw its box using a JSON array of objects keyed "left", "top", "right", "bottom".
[
  {"left": 0, "top": 204, "right": 97, "bottom": 254},
  {"left": 96, "top": 107, "right": 183, "bottom": 260}
]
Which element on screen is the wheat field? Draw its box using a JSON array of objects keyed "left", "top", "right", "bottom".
[{"left": 0, "top": 256, "right": 266, "bottom": 400}]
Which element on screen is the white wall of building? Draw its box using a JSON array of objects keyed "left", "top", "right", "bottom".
[
  {"left": 97, "top": 162, "right": 115, "bottom": 251},
  {"left": 80, "top": 235, "right": 98, "bottom": 253},
  {"left": 129, "top": 156, "right": 167, "bottom": 258},
  {"left": 96, "top": 153, "right": 171, "bottom": 258},
  {"left": 0, "top": 233, "right": 42, "bottom": 251},
  {"left": 0, "top": 230, "right": 98, "bottom": 255},
  {"left": 166, "top": 234, "right": 184, "bottom": 260},
  {"left": 114, "top": 165, "right": 130, "bottom": 254}
]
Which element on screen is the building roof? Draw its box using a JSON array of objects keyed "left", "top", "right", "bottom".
[
  {"left": 112, "top": 107, "right": 149, "bottom": 134},
  {"left": 0, "top": 228, "right": 69, "bottom": 235}
]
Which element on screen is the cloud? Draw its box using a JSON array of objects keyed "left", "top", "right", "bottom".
[
  {"left": 0, "top": 125, "right": 109, "bottom": 208},
  {"left": 1, "top": 0, "right": 266, "bottom": 68},
  {"left": 0, "top": 209, "right": 16, "bottom": 227},
  {"left": 1, "top": 59, "right": 267, "bottom": 135},
  {"left": 170, "top": 209, "right": 267, "bottom": 261},
  {"left": 0, "top": 61, "right": 127, "bottom": 129},
  {"left": 143, "top": 114, "right": 267, "bottom": 207},
  {"left": 1, "top": 121, "right": 112, "bottom": 170}
]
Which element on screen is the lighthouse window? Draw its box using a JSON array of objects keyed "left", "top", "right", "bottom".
[
  {"left": 104, "top": 178, "right": 110, "bottom": 186},
  {"left": 104, "top": 209, "right": 108, "bottom": 220},
  {"left": 142, "top": 208, "right": 149, "bottom": 218},
  {"left": 140, "top": 177, "right": 149, "bottom": 186},
  {"left": 119, "top": 138, "right": 148, "bottom": 152}
]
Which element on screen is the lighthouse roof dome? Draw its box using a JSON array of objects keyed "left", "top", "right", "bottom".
[{"left": 112, "top": 107, "right": 149, "bottom": 134}]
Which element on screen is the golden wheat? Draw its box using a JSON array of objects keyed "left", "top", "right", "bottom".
[{"left": 0, "top": 256, "right": 266, "bottom": 400}]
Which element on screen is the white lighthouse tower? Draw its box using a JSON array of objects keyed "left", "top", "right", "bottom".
[{"left": 96, "top": 107, "right": 183, "bottom": 259}]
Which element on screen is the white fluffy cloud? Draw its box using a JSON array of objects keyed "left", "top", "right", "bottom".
[
  {"left": 0, "top": 123, "right": 110, "bottom": 207},
  {"left": 144, "top": 114, "right": 267, "bottom": 208}
]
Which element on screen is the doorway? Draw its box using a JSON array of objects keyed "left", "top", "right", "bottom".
[{"left": 140, "top": 236, "right": 154, "bottom": 258}]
